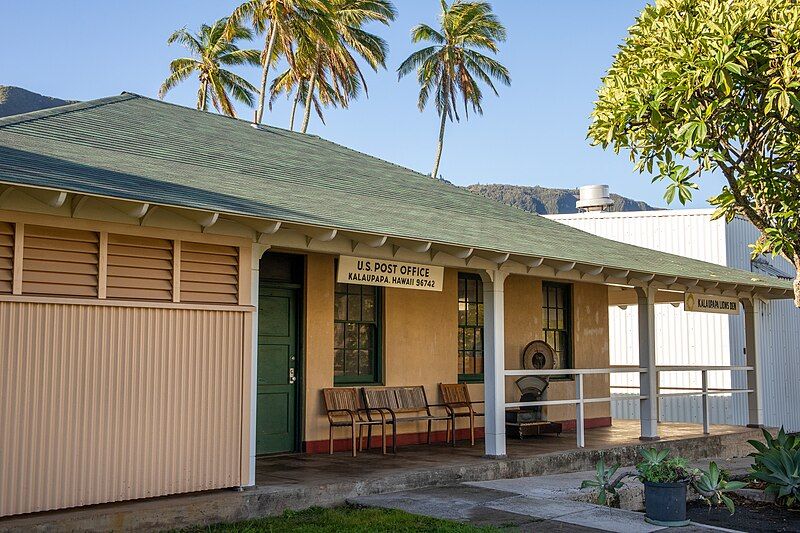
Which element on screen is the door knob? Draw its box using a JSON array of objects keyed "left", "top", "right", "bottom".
[{"left": 289, "top": 367, "right": 296, "bottom": 384}]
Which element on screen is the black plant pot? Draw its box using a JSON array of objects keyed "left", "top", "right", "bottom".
[{"left": 643, "top": 481, "right": 690, "bottom": 527}]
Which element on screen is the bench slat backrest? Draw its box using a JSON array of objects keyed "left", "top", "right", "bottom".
[
  {"left": 323, "top": 387, "right": 361, "bottom": 413},
  {"left": 439, "top": 383, "right": 472, "bottom": 407},
  {"left": 362, "top": 386, "right": 430, "bottom": 414}
]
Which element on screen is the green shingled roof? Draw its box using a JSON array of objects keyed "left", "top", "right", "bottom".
[{"left": 0, "top": 93, "right": 791, "bottom": 294}]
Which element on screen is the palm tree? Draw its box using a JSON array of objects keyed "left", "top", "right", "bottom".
[
  {"left": 398, "top": 0, "right": 510, "bottom": 178},
  {"left": 159, "top": 18, "right": 261, "bottom": 117},
  {"left": 298, "top": 0, "right": 396, "bottom": 133},
  {"left": 225, "top": 0, "right": 329, "bottom": 124},
  {"left": 270, "top": 64, "right": 343, "bottom": 129}
]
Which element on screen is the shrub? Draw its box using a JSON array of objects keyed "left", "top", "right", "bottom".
[
  {"left": 581, "top": 448, "right": 745, "bottom": 514},
  {"left": 749, "top": 427, "right": 800, "bottom": 473},
  {"left": 636, "top": 448, "right": 692, "bottom": 483},
  {"left": 750, "top": 447, "right": 800, "bottom": 509},
  {"left": 579, "top": 456, "right": 629, "bottom": 506}
]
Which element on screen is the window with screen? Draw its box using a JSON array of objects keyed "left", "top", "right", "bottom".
[
  {"left": 542, "top": 281, "right": 573, "bottom": 373},
  {"left": 458, "top": 273, "right": 484, "bottom": 382},
  {"left": 334, "top": 282, "right": 381, "bottom": 384}
]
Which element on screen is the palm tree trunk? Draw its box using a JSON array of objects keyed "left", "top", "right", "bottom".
[
  {"left": 289, "top": 89, "right": 300, "bottom": 130},
  {"left": 198, "top": 79, "right": 208, "bottom": 111},
  {"left": 254, "top": 25, "right": 277, "bottom": 124},
  {"left": 431, "top": 110, "right": 447, "bottom": 178},
  {"left": 300, "top": 46, "right": 322, "bottom": 133}
]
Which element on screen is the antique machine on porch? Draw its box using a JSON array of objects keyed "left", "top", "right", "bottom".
[{"left": 505, "top": 340, "right": 563, "bottom": 438}]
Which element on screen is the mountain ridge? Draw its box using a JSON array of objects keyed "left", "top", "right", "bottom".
[
  {"left": 0, "top": 86, "right": 74, "bottom": 118},
  {"left": 466, "top": 183, "right": 657, "bottom": 215}
]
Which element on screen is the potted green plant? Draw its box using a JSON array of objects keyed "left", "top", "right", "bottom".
[
  {"left": 581, "top": 448, "right": 746, "bottom": 527},
  {"left": 636, "top": 448, "right": 693, "bottom": 526}
]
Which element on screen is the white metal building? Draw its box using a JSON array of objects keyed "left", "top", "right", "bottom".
[{"left": 548, "top": 209, "right": 800, "bottom": 432}]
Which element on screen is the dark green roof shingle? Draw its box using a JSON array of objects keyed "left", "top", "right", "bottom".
[{"left": 0, "top": 93, "right": 791, "bottom": 293}]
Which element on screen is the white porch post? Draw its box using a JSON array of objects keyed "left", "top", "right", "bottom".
[
  {"left": 244, "top": 243, "right": 270, "bottom": 487},
  {"left": 742, "top": 298, "right": 764, "bottom": 428},
  {"left": 481, "top": 270, "right": 508, "bottom": 457},
  {"left": 636, "top": 286, "right": 659, "bottom": 440}
]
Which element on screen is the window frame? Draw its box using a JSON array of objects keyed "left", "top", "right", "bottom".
[
  {"left": 541, "top": 281, "right": 574, "bottom": 380},
  {"left": 333, "top": 281, "right": 383, "bottom": 386},
  {"left": 458, "top": 272, "right": 484, "bottom": 383}
]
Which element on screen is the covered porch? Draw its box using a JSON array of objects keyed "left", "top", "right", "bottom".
[
  {"left": 255, "top": 420, "right": 757, "bottom": 488},
  {"left": 0, "top": 421, "right": 761, "bottom": 532}
]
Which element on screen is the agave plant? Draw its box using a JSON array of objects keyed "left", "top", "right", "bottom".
[
  {"left": 751, "top": 447, "right": 800, "bottom": 508},
  {"left": 580, "top": 456, "right": 630, "bottom": 506},
  {"left": 693, "top": 462, "right": 748, "bottom": 514},
  {"left": 582, "top": 450, "right": 744, "bottom": 514},
  {"left": 636, "top": 448, "right": 693, "bottom": 484},
  {"left": 749, "top": 427, "right": 800, "bottom": 473}
]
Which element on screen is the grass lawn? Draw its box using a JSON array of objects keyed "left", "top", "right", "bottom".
[{"left": 179, "top": 505, "right": 500, "bottom": 532}]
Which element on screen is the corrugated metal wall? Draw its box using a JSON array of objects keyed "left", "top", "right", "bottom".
[
  {"left": 726, "top": 217, "right": 800, "bottom": 431},
  {"left": 549, "top": 210, "right": 799, "bottom": 430},
  {"left": 0, "top": 301, "right": 245, "bottom": 517}
]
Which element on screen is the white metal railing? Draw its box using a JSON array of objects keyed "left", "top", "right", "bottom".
[
  {"left": 504, "top": 367, "right": 647, "bottom": 448},
  {"left": 505, "top": 365, "right": 754, "bottom": 448},
  {"left": 611, "top": 365, "right": 753, "bottom": 435}
]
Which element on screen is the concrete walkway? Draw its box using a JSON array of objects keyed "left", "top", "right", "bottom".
[
  {"left": 0, "top": 424, "right": 758, "bottom": 532},
  {"left": 351, "top": 462, "right": 748, "bottom": 533}
]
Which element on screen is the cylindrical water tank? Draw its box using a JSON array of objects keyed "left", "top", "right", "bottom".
[{"left": 576, "top": 184, "right": 614, "bottom": 212}]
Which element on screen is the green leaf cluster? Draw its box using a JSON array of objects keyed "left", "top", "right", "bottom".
[
  {"left": 693, "top": 461, "right": 747, "bottom": 514},
  {"left": 749, "top": 426, "right": 800, "bottom": 508},
  {"left": 582, "top": 448, "right": 745, "bottom": 514},
  {"left": 589, "top": 0, "right": 800, "bottom": 306},
  {"left": 636, "top": 448, "right": 693, "bottom": 483},
  {"left": 580, "top": 456, "right": 629, "bottom": 506}
]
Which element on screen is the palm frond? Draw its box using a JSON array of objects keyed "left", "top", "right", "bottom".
[
  {"left": 397, "top": 46, "right": 439, "bottom": 79},
  {"left": 218, "top": 48, "right": 262, "bottom": 66},
  {"left": 158, "top": 62, "right": 197, "bottom": 98},
  {"left": 410, "top": 23, "right": 445, "bottom": 44}
]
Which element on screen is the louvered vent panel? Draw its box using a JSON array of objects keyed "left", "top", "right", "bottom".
[
  {"left": 0, "top": 222, "right": 13, "bottom": 294},
  {"left": 180, "top": 242, "right": 239, "bottom": 304},
  {"left": 22, "top": 225, "right": 99, "bottom": 297},
  {"left": 107, "top": 234, "right": 173, "bottom": 301}
]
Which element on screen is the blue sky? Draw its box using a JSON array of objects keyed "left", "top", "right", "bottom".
[{"left": 1, "top": 1, "right": 724, "bottom": 208}]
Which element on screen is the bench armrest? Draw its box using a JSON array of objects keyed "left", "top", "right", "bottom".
[{"left": 326, "top": 408, "right": 356, "bottom": 423}]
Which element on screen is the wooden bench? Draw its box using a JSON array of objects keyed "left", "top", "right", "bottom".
[
  {"left": 439, "top": 383, "right": 484, "bottom": 445},
  {"left": 322, "top": 387, "right": 387, "bottom": 457},
  {"left": 361, "top": 386, "right": 452, "bottom": 453}
]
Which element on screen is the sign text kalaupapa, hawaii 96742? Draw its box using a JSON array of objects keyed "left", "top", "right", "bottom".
[{"left": 337, "top": 255, "right": 444, "bottom": 292}]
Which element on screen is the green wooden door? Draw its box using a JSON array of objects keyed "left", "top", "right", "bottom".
[{"left": 257, "top": 286, "right": 298, "bottom": 454}]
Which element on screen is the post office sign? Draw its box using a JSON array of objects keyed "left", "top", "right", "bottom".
[
  {"left": 337, "top": 255, "right": 444, "bottom": 292},
  {"left": 684, "top": 293, "right": 740, "bottom": 315}
]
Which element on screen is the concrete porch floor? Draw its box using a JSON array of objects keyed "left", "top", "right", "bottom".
[
  {"left": 255, "top": 419, "right": 754, "bottom": 488},
  {"left": 0, "top": 421, "right": 762, "bottom": 533}
]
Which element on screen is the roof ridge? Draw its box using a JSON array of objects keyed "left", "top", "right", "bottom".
[
  {"left": 126, "top": 92, "right": 324, "bottom": 139},
  {"left": 0, "top": 93, "right": 139, "bottom": 128}
]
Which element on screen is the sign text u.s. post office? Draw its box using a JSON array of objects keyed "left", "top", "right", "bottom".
[
  {"left": 684, "top": 293, "right": 740, "bottom": 315},
  {"left": 337, "top": 256, "right": 444, "bottom": 292}
]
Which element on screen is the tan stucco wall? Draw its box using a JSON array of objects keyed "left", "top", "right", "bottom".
[
  {"left": 303, "top": 253, "right": 336, "bottom": 441},
  {"left": 302, "top": 254, "right": 458, "bottom": 442},
  {"left": 501, "top": 275, "right": 610, "bottom": 422},
  {"left": 300, "top": 264, "right": 610, "bottom": 444},
  {"left": 548, "top": 281, "right": 611, "bottom": 421}
]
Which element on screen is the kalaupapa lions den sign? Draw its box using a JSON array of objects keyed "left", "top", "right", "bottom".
[
  {"left": 337, "top": 256, "right": 444, "bottom": 292},
  {"left": 684, "top": 293, "right": 740, "bottom": 315}
]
